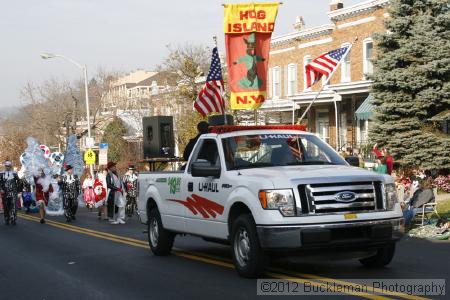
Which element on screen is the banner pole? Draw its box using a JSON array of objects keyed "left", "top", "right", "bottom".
[{"left": 298, "top": 37, "right": 358, "bottom": 123}]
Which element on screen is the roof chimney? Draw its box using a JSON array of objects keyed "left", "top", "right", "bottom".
[
  {"left": 330, "top": 0, "right": 344, "bottom": 11},
  {"left": 293, "top": 16, "right": 305, "bottom": 31}
]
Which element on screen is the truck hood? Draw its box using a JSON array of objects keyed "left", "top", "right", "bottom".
[{"left": 236, "top": 165, "right": 391, "bottom": 187}]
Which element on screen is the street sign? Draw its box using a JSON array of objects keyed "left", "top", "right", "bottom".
[
  {"left": 86, "top": 137, "right": 95, "bottom": 148},
  {"left": 84, "top": 148, "right": 96, "bottom": 165},
  {"left": 99, "top": 143, "right": 108, "bottom": 165}
]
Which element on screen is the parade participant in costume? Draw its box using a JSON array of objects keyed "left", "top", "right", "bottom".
[
  {"left": 35, "top": 170, "right": 53, "bottom": 224},
  {"left": 106, "top": 162, "right": 125, "bottom": 224},
  {"left": 93, "top": 178, "right": 107, "bottom": 212},
  {"left": 96, "top": 166, "right": 108, "bottom": 220},
  {"left": 0, "top": 161, "right": 23, "bottom": 225},
  {"left": 82, "top": 173, "right": 95, "bottom": 209},
  {"left": 123, "top": 164, "right": 138, "bottom": 217},
  {"left": 58, "top": 164, "right": 81, "bottom": 222}
]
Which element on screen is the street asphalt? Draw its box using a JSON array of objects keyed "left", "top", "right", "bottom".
[{"left": 0, "top": 208, "right": 449, "bottom": 300}]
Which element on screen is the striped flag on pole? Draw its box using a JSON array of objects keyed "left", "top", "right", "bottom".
[
  {"left": 305, "top": 46, "right": 349, "bottom": 88},
  {"left": 194, "top": 47, "right": 225, "bottom": 117}
]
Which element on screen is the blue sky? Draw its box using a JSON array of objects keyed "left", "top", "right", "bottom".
[{"left": 0, "top": 0, "right": 362, "bottom": 108}]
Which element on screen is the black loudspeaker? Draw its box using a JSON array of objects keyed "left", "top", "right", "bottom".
[
  {"left": 143, "top": 116, "right": 175, "bottom": 158},
  {"left": 208, "top": 114, "right": 234, "bottom": 126}
]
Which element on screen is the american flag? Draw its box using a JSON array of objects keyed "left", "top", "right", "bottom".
[
  {"left": 305, "top": 46, "right": 349, "bottom": 88},
  {"left": 194, "top": 47, "right": 225, "bottom": 117}
]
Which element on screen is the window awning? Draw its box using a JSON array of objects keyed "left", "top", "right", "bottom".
[{"left": 355, "top": 95, "right": 374, "bottom": 121}]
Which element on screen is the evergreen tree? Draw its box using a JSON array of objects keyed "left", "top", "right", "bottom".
[
  {"left": 63, "top": 135, "right": 84, "bottom": 177},
  {"left": 101, "top": 117, "right": 127, "bottom": 163},
  {"left": 370, "top": 0, "right": 450, "bottom": 170}
]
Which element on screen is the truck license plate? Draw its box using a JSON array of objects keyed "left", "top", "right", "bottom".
[{"left": 344, "top": 213, "right": 357, "bottom": 220}]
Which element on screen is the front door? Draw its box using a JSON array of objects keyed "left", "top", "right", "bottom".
[
  {"left": 180, "top": 138, "right": 227, "bottom": 237},
  {"left": 316, "top": 109, "right": 330, "bottom": 144}
]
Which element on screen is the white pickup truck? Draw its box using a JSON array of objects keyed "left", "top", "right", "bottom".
[{"left": 137, "top": 125, "right": 403, "bottom": 278}]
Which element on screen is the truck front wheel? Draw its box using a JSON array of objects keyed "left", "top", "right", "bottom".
[
  {"left": 230, "top": 214, "right": 267, "bottom": 278},
  {"left": 359, "top": 243, "right": 396, "bottom": 268},
  {"left": 148, "top": 208, "right": 175, "bottom": 256}
]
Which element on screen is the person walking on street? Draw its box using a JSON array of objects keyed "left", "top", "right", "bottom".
[
  {"left": 106, "top": 162, "right": 125, "bottom": 224},
  {"left": 96, "top": 166, "right": 108, "bottom": 220},
  {"left": 123, "top": 164, "right": 138, "bottom": 217},
  {"left": 0, "top": 161, "right": 22, "bottom": 225},
  {"left": 82, "top": 172, "right": 95, "bottom": 210},
  {"left": 35, "top": 170, "right": 53, "bottom": 224},
  {"left": 59, "top": 164, "right": 81, "bottom": 222}
]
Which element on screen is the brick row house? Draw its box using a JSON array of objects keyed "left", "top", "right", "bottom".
[{"left": 263, "top": 0, "right": 389, "bottom": 152}]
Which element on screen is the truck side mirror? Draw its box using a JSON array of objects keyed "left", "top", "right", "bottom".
[
  {"left": 345, "top": 156, "right": 360, "bottom": 167},
  {"left": 191, "top": 161, "right": 221, "bottom": 178}
]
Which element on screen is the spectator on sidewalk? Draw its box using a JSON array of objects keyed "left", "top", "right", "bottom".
[
  {"left": 403, "top": 179, "right": 435, "bottom": 225},
  {"left": 374, "top": 157, "right": 388, "bottom": 174},
  {"left": 384, "top": 149, "right": 394, "bottom": 175}
]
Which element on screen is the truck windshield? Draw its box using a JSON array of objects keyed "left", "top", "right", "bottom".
[{"left": 222, "top": 134, "right": 347, "bottom": 170}]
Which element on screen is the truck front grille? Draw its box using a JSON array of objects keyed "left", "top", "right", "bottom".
[{"left": 298, "top": 182, "right": 382, "bottom": 214}]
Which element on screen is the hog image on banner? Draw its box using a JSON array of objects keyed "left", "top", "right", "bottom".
[{"left": 224, "top": 2, "right": 279, "bottom": 110}]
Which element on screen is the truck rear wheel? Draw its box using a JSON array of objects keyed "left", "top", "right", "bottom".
[
  {"left": 359, "top": 243, "right": 396, "bottom": 268},
  {"left": 230, "top": 214, "right": 267, "bottom": 278},
  {"left": 148, "top": 208, "right": 175, "bottom": 256}
]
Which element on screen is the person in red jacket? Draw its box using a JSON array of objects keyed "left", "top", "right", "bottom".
[
  {"left": 35, "top": 171, "right": 53, "bottom": 224},
  {"left": 373, "top": 144, "right": 394, "bottom": 175},
  {"left": 384, "top": 149, "right": 394, "bottom": 175}
]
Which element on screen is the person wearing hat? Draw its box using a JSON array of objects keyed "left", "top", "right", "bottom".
[
  {"left": 58, "top": 164, "right": 81, "bottom": 222},
  {"left": 122, "top": 164, "right": 138, "bottom": 217},
  {"left": 0, "top": 160, "right": 22, "bottom": 225},
  {"left": 105, "top": 162, "right": 125, "bottom": 224}
]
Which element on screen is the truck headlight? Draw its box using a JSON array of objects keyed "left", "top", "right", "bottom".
[
  {"left": 385, "top": 183, "right": 398, "bottom": 210},
  {"left": 259, "top": 189, "right": 295, "bottom": 217}
]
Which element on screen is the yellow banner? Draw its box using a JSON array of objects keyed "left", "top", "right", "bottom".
[
  {"left": 230, "top": 91, "right": 267, "bottom": 110},
  {"left": 224, "top": 2, "right": 279, "bottom": 34}
]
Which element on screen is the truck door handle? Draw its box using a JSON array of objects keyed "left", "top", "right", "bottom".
[{"left": 188, "top": 182, "right": 193, "bottom": 192}]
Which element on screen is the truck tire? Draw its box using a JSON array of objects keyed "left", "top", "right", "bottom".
[
  {"left": 148, "top": 208, "right": 175, "bottom": 256},
  {"left": 359, "top": 243, "right": 396, "bottom": 268},
  {"left": 230, "top": 214, "right": 267, "bottom": 278}
]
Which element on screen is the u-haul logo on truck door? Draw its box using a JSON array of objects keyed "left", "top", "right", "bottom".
[{"left": 167, "top": 194, "right": 224, "bottom": 219}]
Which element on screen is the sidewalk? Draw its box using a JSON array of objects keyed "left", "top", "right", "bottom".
[{"left": 436, "top": 193, "right": 450, "bottom": 202}]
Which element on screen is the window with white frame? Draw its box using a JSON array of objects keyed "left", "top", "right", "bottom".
[
  {"left": 341, "top": 43, "right": 351, "bottom": 82},
  {"left": 303, "top": 55, "right": 312, "bottom": 91},
  {"left": 363, "top": 38, "right": 374, "bottom": 77},
  {"left": 287, "top": 63, "right": 297, "bottom": 96},
  {"left": 272, "top": 67, "right": 281, "bottom": 98}
]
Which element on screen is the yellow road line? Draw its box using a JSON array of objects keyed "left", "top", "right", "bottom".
[
  {"left": 19, "top": 213, "right": 148, "bottom": 245},
  {"left": 18, "top": 214, "right": 430, "bottom": 300},
  {"left": 267, "top": 272, "right": 392, "bottom": 300},
  {"left": 169, "top": 249, "right": 430, "bottom": 300},
  {"left": 19, "top": 214, "right": 148, "bottom": 249},
  {"left": 270, "top": 267, "right": 430, "bottom": 300}
]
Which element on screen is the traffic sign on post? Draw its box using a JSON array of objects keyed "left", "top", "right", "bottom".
[
  {"left": 84, "top": 148, "right": 96, "bottom": 165},
  {"left": 99, "top": 143, "right": 108, "bottom": 165}
]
